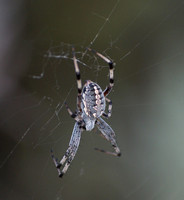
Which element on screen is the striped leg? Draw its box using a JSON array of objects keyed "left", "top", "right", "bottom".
[
  {"left": 72, "top": 47, "right": 82, "bottom": 112},
  {"left": 51, "top": 122, "right": 82, "bottom": 178},
  {"left": 87, "top": 48, "right": 114, "bottom": 97},
  {"left": 64, "top": 102, "right": 85, "bottom": 128},
  {"left": 102, "top": 97, "right": 113, "bottom": 118},
  {"left": 64, "top": 102, "right": 78, "bottom": 119}
]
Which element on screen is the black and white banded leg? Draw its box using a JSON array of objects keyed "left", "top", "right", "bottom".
[
  {"left": 102, "top": 97, "right": 113, "bottom": 118},
  {"left": 87, "top": 48, "right": 114, "bottom": 97},
  {"left": 72, "top": 47, "right": 82, "bottom": 112},
  {"left": 64, "top": 102, "right": 76, "bottom": 118},
  {"left": 51, "top": 122, "right": 82, "bottom": 178}
]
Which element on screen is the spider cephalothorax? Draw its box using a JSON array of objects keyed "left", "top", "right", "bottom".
[{"left": 51, "top": 47, "right": 121, "bottom": 178}]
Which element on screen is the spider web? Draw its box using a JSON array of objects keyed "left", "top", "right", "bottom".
[{"left": 1, "top": 0, "right": 184, "bottom": 200}]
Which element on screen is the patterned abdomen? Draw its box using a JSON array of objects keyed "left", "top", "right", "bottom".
[{"left": 81, "top": 80, "right": 106, "bottom": 118}]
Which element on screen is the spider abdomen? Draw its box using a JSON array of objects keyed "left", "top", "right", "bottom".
[{"left": 81, "top": 80, "right": 106, "bottom": 119}]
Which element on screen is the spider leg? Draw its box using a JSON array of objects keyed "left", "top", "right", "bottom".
[
  {"left": 87, "top": 48, "right": 114, "bottom": 97},
  {"left": 95, "top": 117, "right": 121, "bottom": 157},
  {"left": 72, "top": 46, "right": 82, "bottom": 112},
  {"left": 51, "top": 122, "right": 82, "bottom": 178},
  {"left": 64, "top": 101, "right": 78, "bottom": 120},
  {"left": 102, "top": 97, "right": 113, "bottom": 118},
  {"left": 64, "top": 102, "right": 86, "bottom": 129}
]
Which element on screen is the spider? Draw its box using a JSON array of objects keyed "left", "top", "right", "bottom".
[{"left": 51, "top": 47, "right": 121, "bottom": 178}]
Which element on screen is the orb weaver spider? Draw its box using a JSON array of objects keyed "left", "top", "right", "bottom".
[{"left": 51, "top": 47, "right": 121, "bottom": 178}]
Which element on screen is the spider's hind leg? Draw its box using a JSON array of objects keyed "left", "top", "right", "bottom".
[
  {"left": 51, "top": 148, "right": 73, "bottom": 178},
  {"left": 51, "top": 122, "right": 82, "bottom": 178},
  {"left": 94, "top": 146, "right": 121, "bottom": 157},
  {"left": 95, "top": 117, "right": 121, "bottom": 157},
  {"left": 51, "top": 149, "right": 62, "bottom": 168},
  {"left": 50, "top": 149, "right": 65, "bottom": 177}
]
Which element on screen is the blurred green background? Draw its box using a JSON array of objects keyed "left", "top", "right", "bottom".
[{"left": 0, "top": 0, "right": 184, "bottom": 199}]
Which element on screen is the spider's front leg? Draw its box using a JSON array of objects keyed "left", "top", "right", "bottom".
[
  {"left": 51, "top": 122, "right": 82, "bottom": 178},
  {"left": 87, "top": 48, "right": 114, "bottom": 97},
  {"left": 95, "top": 117, "right": 121, "bottom": 157}
]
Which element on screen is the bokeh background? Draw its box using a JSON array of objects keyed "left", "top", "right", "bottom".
[{"left": 0, "top": 0, "right": 184, "bottom": 199}]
